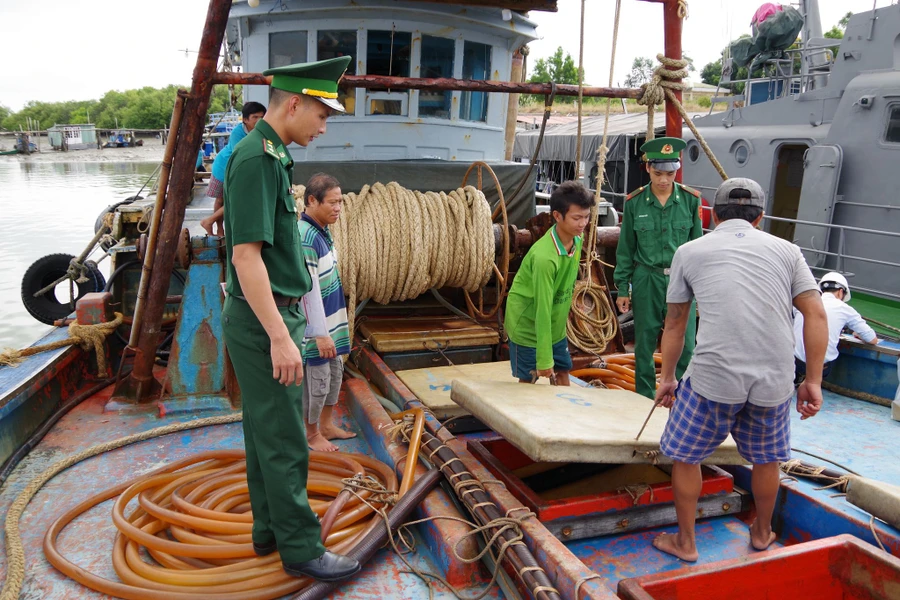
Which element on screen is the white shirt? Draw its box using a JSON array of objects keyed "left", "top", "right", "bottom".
[{"left": 794, "top": 292, "right": 878, "bottom": 363}]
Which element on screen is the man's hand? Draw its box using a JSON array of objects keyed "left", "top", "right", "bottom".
[
  {"left": 655, "top": 379, "right": 678, "bottom": 408},
  {"left": 796, "top": 381, "right": 823, "bottom": 420},
  {"left": 316, "top": 336, "right": 337, "bottom": 359},
  {"left": 616, "top": 296, "right": 631, "bottom": 313},
  {"left": 536, "top": 368, "right": 555, "bottom": 380},
  {"left": 270, "top": 334, "right": 304, "bottom": 386}
]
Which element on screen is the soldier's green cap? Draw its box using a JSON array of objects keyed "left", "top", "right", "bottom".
[
  {"left": 263, "top": 56, "right": 351, "bottom": 112},
  {"left": 640, "top": 136, "right": 686, "bottom": 172}
]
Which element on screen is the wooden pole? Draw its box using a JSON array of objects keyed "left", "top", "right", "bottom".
[
  {"left": 662, "top": 0, "right": 684, "bottom": 182},
  {"left": 504, "top": 50, "right": 524, "bottom": 161}
]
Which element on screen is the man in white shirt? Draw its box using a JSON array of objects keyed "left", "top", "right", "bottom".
[{"left": 794, "top": 271, "right": 879, "bottom": 384}]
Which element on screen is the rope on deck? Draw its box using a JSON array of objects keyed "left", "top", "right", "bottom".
[
  {"left": 0, "top": 412, "right": 241, "bottom": 600},
  {"left": 0, "top": 313, "right": 123, "bottom": 377}
]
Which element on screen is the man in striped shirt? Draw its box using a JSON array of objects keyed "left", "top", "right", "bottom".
[{"left": 299, "top": 173, "right": 355, "bottom": 452}]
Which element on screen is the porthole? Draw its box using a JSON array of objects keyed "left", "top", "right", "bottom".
[
  {"left": 687, "top": 141, "right": 701, "bottom": 163},
  {"left": 730, "top": 139, "right": 752, "bottom": 167}
]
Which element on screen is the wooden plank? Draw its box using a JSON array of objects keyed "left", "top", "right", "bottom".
[{"left": 545, "top": 491, "right": 748, "bottom": 542}]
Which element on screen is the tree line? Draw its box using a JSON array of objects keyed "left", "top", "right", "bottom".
[{"left": 0, "top": 85, "right": 240, "bottom": 132}]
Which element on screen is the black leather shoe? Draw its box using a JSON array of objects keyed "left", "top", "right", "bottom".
[
  {"left": 283, "top": 551, "right": 361, "bottom": 582},
  {"left": 253, "top": 540, "right": 278, "bottom": 557}
]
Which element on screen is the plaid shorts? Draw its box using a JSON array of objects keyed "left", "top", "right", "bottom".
[
  {"left": 660, "top": 377, "right": 792, "bottom": 465},
  {"left": 207, "top": 175, "right": 224, "bottom": 198}
]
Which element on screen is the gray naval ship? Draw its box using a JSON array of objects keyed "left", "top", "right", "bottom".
[{"left": 683, "top": 0, "right": 900, "bottom": 309}]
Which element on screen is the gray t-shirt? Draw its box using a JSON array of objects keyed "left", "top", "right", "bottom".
[{"left": 666, "top": 219, "right": 818, "bottom": 406}]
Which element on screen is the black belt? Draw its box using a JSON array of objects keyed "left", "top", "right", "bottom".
[
  {"left": 232, "top": 293, "right": 300, "bottom": 308},
  {"left": 635, "top": 262, "right": 671, "bottom": 275}
]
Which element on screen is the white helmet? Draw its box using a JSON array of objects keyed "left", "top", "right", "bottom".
[{"left": 819, "top": 272, "right": 850, "bottom": 301}]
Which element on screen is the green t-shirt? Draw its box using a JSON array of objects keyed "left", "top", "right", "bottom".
[
  {"left": 504, "top": 225, "right": 582, "bottom": 370},
  {"left": 614, "top": 182, "right": 702, "bottom": 288},
  {"left": 223, "top": 120, "right": 311, "bottom": 299}
]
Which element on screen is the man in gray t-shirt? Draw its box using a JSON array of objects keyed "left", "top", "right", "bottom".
[{"left": 650, "top": 178, "right": 828, "bottom": 563}]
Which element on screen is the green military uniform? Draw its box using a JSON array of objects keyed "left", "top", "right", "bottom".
[
  {"left": 221, "top": 57, "right": 349, "bottom": 565},
  {"left": 614, "top": 137, "right": 703, "bottom": 399}
]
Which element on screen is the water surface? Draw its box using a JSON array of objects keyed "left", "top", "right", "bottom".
[{"left": 0, "top": 160, "right": 158, "bottom": 349}]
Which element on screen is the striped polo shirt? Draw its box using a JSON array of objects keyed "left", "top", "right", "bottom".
[{"left": 299, "top": 213, "right": 351, "bottom": 365}]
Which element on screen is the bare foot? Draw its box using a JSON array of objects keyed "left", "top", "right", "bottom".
[
  {"left": 749, "top": 520, "right": 777, "bottom": 551},
  {"left": 321, "top": 422, "right": 356, "bottom": 440},
  {"left": 307, "top": 432, "right": 338, "bottom": 452},
  {"left": 200, "top": 217, "right": 215, "bottom": 235},
  {"left": 652, "top": 533, "right": 699, "bottom": 562}
]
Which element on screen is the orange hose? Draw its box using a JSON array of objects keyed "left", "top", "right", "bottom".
[
  {"left": 388, "top": 409, "right": 425, "bottom": 498},
  {"left": 43, "top": 450, "right": 399, "bottom": 599}
]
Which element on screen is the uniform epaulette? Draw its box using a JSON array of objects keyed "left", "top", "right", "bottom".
[
  {"left": 678, "top": 183, "right": 702, "bottom": 198},
  {"left": 625, "top": 186, "right": 645, "bottom": 201},
  {"left": 263, "top": 138, "right": 281, "bottom": 160}
]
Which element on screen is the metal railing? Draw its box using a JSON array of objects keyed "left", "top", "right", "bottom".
[{"left": 691, "top": 187, "right": 900, "bottom": 301}]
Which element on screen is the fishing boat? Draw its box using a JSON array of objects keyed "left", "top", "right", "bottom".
[{"left": 2, "top": 1, "right": 899, "bottom": 599}]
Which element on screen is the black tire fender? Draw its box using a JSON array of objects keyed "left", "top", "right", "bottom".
[{"left": 21, "top": 254, "right": 107, "bottom": 325}]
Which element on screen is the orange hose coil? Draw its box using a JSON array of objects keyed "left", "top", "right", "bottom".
[{"left": 43, "top": 449, "right": 407, "bottom": 599}]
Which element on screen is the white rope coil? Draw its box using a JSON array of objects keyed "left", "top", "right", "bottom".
[{"left": 295, "top": 182, "right": 494, "bottom": 337}]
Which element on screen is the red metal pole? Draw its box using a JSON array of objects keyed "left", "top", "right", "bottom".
[
  {"left": 115, "top": 0, "right": 232, "bottom": 402},
  {"left": 211, "top": 72, "right": 642, "bottom": 99},
  {"left": 662, "top": 0, "right": 684, "bottom": 182}
]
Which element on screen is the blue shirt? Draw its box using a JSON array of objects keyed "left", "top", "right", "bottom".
[{"left": 212, "top": 124, "right": 249, "bottom": 181}]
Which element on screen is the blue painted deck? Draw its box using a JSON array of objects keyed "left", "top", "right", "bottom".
[
  {"left": 558, "top": 387, "right": 900, "bottom": 593},
  {"left": 0, "top": 387, "right": 500, "bottom": 599},
  {"left": 567, "top": 515, "right": 777, "bottom": 590}
]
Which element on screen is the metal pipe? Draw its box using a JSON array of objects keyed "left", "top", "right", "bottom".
[
  {"left": 513, "top": 225, "right": 620, "bottom": 249},
  {"left": 128, "top": 93, "right": 185, "bottom": 347},
  {"left": 118, "top": 0, "right": 231, "bottom": 401},
  {"left": 763, "top": 215, "right": 900, "bottom": 238},
  {"left": 211, "top": 72, "right": 642, "bottom": 99},
  {"left": 835, "top": 200, "right": 900, "bottom": 210}
]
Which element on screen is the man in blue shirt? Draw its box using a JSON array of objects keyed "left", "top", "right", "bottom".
[{"left": 201, "top": 101, "right": 266, "bottom": 235}]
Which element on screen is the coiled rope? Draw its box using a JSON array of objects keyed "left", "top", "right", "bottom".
[{"left": 295, "top": 183, "right": 494, "bottom": 337}]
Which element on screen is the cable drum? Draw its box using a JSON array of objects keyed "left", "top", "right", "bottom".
[{"left": 295, "top": 182, "right": 495, "bottom": 336}]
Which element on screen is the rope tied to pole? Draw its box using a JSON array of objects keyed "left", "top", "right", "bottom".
[
  {"left": 0, "top": 313, "right": 124, "bottom": 376},
  {"left": 567, "top": 0, "right": 621, "bottom": 356},
  {"left": 638, "top": 53, "right": 729, "bottom": 181}
]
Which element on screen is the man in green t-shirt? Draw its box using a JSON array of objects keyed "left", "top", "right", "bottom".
[
  {"left": 221, "top": 57, "right": 359, "bottom": 583},
  {"left": 504, "top": 181, "right": 593, "bottom": 386}
]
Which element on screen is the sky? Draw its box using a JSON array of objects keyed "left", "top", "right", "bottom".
[{"left": 0, "top": 0, "right": 891, "bottom": 112}]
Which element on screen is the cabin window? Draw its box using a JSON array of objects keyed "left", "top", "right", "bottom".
[
  {"left": 365, "top": 29, "right": 412, "bottom": 116},
  {"left": 885, "top": 105, "right": 900, "bottom": 143},
  {"left": 461, "top": 41, "right": 491, "bottom": 122},
  {"left": 318, "top": 31, "right": 357, "bottom": 113},
  {"left": 419, "top": 35, "right": 455, "bottom": 119},
  {"left": 269, "top": 31, "right": 308, "bottom": 68}
]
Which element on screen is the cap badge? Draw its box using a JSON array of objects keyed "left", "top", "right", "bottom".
[{"left": 661, "top": 144, "right": 673, "bottom": 154}]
